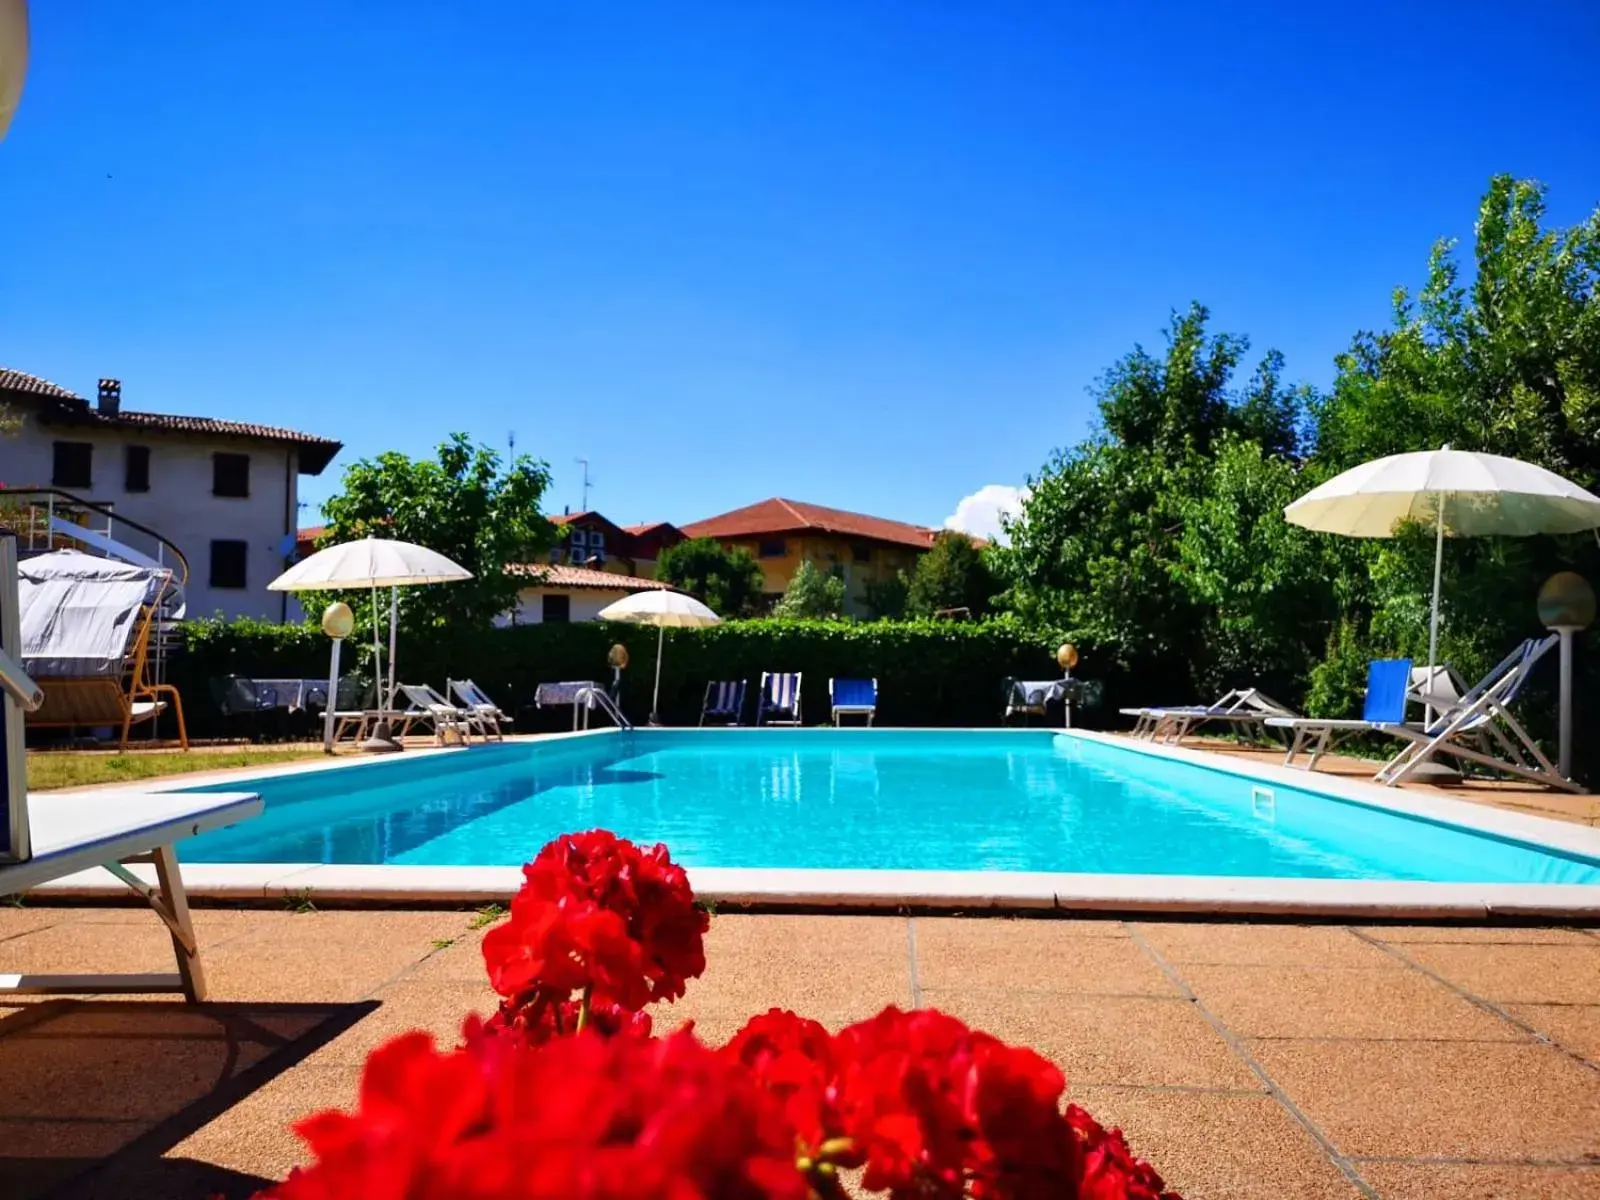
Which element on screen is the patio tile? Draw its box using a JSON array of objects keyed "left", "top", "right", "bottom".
[
  {"left": 160, "top": 1062, "right": 360, "bottom": 1180},
  {"left": 0, "top": 921, "right": 188, "bottom": 976},
  {"left": 1356, "top": 1162, "right": 1600, "bottom": 1199},
  {"left": 1250, "top": 1039, "right": 1600, "bottom": 1160},
  {"left": 0, "top": 906, "right": 81, "bottom": 941},
  {"left": 1179, "top": 964, "right": 1521, "bottom": 1041},
  {"left": 401, "top": 926, "right": 492, "bottom": 983},
  {"left": 308, "top": 980, "right": 496, "bottom": 1066},
  {"left": 0, "top": 1031, "right": 279, "bottom": 1120},
  {"left": 914, "top": 920, "right": 1178, "bottom": 996},
  {"left": 1357, "top": 924, "right": 1598, "bottom": 946},
  {"left": 676, "top": 915, "right": 913, "bottom": 1021},
  {"left": 1397, "top": 942, "right": 1600, "bottom": 1005},
  {"left": 203, "top": 911, "right": 473, "bottom": 1002},
  {"left": 1503, "top": 1003, "right": 1600, "bottom": 1064},
  {"left": 1136, "top": 922, "right": 1396, "bottom": 968},
  {"left": 1066, "top": 1085, "right": 1361, "bottom": 1200},
  {"left": 919, "top": 988, "right": 1258, "bottom": 1089},
  {"left": 0, "top": 1117, "right": 152, "bottom": 1200}
]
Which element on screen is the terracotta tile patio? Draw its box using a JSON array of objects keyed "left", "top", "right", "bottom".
[{"left": 1, "top": 907, "right": 1598, "bottom": 1199}]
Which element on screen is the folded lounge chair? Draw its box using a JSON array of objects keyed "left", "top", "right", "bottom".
[
  {"left": 700, "top": 680, "right": 747, "bottom": 726},
  {"left": 1375, "top": 635, "right": 1577, "bottom": 792},
  {"left": 756, "top": 672, "right": 802, "bottom": 726},
  {"left": 1266, "top": 659, "right": 1413, "bottom": 770},
  {"left": 394, "top": 682, "right": 474, "bottom": 745},
  {"left": 448, "top": 678, "right": 511, "bottom": 740},
  {"left": 1120, "top": 688, "right": 1295, "bottom": 744},
  {"left": 830, "top": 677, "right": 877, "bottom": 726}
]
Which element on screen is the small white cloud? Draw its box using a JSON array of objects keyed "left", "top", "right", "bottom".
[{"left": 944, "top": 484, "right": 1028, "bottom": 544}]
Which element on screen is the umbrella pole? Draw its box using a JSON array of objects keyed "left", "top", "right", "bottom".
[
  {"left": 1424, "top": 499, "right": 1446, "bottom": 726},
  {"left": 371, "top": 584, "right": 383, "bottom": 698},
  {"left": 387, "top": 585, "right": 398, "bottom": 710},
  {"left": 362, "top": 584, "right": 401, "bottom": 753},
  {"left": 651, "top": 624, "right": 665, "bottom": 726}
]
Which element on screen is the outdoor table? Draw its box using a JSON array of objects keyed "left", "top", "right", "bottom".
[{"left": 251, "top": 678, "right": 330, "bottom": 713}]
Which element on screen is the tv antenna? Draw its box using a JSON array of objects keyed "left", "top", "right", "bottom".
[
  {"left": 507, "top": 430, "right": 516, "bottom": 454},
  {"left": 575, "top": 457, "right": 592, "bottom": 511}
]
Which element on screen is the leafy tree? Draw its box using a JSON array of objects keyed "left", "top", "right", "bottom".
[
  {"left": 772, "top": 559, "right": 846, "bottom": 620},
  {"left": 1306, "top": 175, "right": 1600, "bottom": 743},
  {"left": 320, "top": 433, "right": 555, "bottom": 632},
  {"left": 994, "top": 304, "right": 1312, "bottom": 680},
  {"left": 861, "top": 572, "right": 910, "bottom": 620},
  {"left": 656, "top": 537, "right": 766, "bottom": 617},
  {"left": 905, "top": 531, "right": 996, "bottom": 618}
]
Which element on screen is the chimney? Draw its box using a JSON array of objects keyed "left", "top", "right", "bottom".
[{"left": 97, "top": 378, "right": 121, "bottom": 416}]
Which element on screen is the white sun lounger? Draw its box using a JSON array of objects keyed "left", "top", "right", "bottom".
[
  {"left": 395, "top": 682, "right": 475, "bottom": 745},
  {"left": 448, "top": 678, "right": 510, "bottom": 740},
  {"left": 1120, "top": 688, "right": 1295, "bottom": 744},
  {"left": 0, "top": 789, "right": 261, "bottom": 1001}
]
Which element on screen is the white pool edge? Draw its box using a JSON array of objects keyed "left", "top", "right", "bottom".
[{"left": 24, "top": 727, "right": 1600, "bottom": 919}]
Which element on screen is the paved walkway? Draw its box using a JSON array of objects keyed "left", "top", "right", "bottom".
[
  {"left": 1, "top": 906, "right": 1598, "bottom": 1199},
  {"left": 1171, "top": 737, "right": 1600, "bottom": 827}
]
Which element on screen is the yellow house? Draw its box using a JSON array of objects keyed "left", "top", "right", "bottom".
[{"left": 680, "top": 497, "right": 946, "bottom": 616}]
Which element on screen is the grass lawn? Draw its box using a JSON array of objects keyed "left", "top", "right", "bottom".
[{"left": 27, "top": 747, "right": 328, "bottom": 791}]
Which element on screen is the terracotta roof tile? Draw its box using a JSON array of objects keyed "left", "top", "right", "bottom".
[
  {"left": 0, "top": 368, "right": 84, "bottom": 402},
  {"left": 680, "top": 497, "right": 943, "bottom": 551},
  {"left": 3, "top": 365, "right": 343, "bottom": 474},
  {"left": 509, "top": 564, "right": 683, "bottom": 592}
]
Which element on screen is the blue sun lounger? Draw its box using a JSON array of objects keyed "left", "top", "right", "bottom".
[{"left": 830, "top": 677, "right": 878, "bottom": 726}]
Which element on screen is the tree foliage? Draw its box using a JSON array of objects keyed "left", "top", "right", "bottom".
[
  {"left": 320, "top": 434, "right": 555, "bottom": 633},
  {"left": 772, "top": 559, "right": 847, "bottom": 620},
  {"left": 995, "top": 177, "right": 1600, "bottom": 779},
  {"left": 656, "top": 538, "right": 766, "bottom": 617},
  {"left": 905, "top": 531, "right": 996, "bottom": 618},
  {"left": 994, "top": 303, "right": 1313, "bottom": 687}
]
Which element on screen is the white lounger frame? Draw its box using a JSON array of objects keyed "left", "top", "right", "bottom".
[
  {"left": 1121, "top": 688, "right": 1294, "bottom": 744},
  {"left": 0, "top": 791, "right": 262, "bottom": 1001}
]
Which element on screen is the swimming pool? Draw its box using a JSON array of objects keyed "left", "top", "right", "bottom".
[{"left": 176, "top": 729, "right": 1600, "bottom": 885}]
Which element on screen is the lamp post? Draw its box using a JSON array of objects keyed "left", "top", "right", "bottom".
[
  {"left": 320, "top": 602, "right": 353, "bottom": 753},
  {"left": 607, "top": 642, "right": 629, "bottom": 704},
  {"left": 1057, "top": 643, "right": 1078, "bottom": 728},
  {"left": 1536, "top": 572, "right": 1596, "bottom": 781}
]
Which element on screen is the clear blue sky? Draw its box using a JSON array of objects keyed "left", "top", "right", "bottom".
[{"left": 3, "top": 2, "right": 1598, "bottom": 536}]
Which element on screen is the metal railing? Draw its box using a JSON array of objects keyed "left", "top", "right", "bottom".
[{"left": 573, "top": 686, "right": 633, "bottom": 731}]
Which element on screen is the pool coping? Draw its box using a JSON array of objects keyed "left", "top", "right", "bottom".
[{"left": 25, "top": 727, "right": 1600, "bottom": 919}]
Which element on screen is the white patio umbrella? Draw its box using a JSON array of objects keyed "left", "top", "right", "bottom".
[
  {"left": 596, "top": 589, "right": 720, "bottom": 725},
  {"left": 0, "top": 0, "right": 27, "bottom": 142},
  {"left": 1285, "top": 446, "right": 1600, "bottom": 716},
  {"left": 268, "top": 537, "right": 473, "bottom": 743}
]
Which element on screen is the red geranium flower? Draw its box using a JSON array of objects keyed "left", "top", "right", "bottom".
[
  {"left": 260, "top": 1029, "right": 809, "bottom": 1200},
  {"left": 481, "top": 831, "right": 708, "bottom": 1016},
  {"left": 723, "top": 1008, "right": 844, "bottom": 1153},
  {"left": 465, "top": 997, "right": 655, "bottom": 1049},
  {"left": 1066, "top": 1104, "right": 1179, "bottom": 1200},
  {"left": 826, "top": 1007, "right": 1070, "bottom": 1200}
]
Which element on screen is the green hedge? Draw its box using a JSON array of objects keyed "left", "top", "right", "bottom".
[{"left": 170, "top": 616, "right": 1117, "bottom": 735}]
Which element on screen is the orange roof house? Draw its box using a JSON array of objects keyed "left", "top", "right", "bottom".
[{"left": 680, "top": 498, "right": 948, "bottom": 615}]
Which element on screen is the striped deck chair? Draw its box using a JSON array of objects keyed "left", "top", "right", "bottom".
[
  {"left": 1376, "top": 635, "right": 1577, "bottom": 792},
  {"left": 756, "top": 671, "right": 802, "bottom": 726},
  {"left": 700, "top": 680, "right": 747, "bottom": 726}
]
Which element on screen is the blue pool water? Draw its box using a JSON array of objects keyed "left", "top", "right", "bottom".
[{"left": 178, "top": 730, "right": 1600, "bottom": 883}]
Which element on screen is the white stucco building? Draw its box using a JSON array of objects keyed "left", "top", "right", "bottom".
[
  {"left": 0, "top": 368, "right": 342, "bottom": 621},
  {"left": 501, "top": 564, "right": 685, "bottom": 625}
]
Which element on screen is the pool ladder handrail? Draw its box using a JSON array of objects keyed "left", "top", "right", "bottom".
[{"left": 574, "top": 685, "right": 633, "bottom": 731}]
